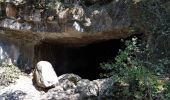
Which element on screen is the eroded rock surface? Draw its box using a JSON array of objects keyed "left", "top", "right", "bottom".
[
  {"left": 0, "top": 0, "right": 141, "bottom": 67},
  {"left": 0, "top": 0, "right": 137, "bottom": 36}
]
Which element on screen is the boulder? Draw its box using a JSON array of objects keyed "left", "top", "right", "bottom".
[{"left": 33, "top": 61, "right": 59, "bottom": 88}]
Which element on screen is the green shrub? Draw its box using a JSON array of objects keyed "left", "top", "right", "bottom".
[
  {"left": 0, "top": 64, "right": 22, "bottom": 87},
  {"left": 100, "top": 37, "right": 170, "bottom": 99}
]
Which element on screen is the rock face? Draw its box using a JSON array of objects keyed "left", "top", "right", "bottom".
[
  {"left": 33, "top": 61, "right": 59, "bottom": 88},
  {"left": 0, "top": 0, "right": 169, "bottom": 75},
  {"left": 0, "top": 0, "right": 143, "bottom": 51},
  {"left": 1, "top": 0, "right": 137, "bottom": 33}
]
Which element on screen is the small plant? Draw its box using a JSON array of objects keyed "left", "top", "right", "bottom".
[{"left": 0, "top": 64, "right": 22, "bottom": 87}]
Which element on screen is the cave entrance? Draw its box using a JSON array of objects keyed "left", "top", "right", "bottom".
[{"left": 35, "top": 39, "right": 123, "bottom": 80}]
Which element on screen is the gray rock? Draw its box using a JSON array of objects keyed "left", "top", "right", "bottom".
[
  {"left": 33, "top": 61, "right": 59, "bottom": 88},
  {"left": 32, "top": 10, "right": 41, "bottom": 22},
  {"left": 58, "top": 74, "right": 81, "bottom": 91},
  {"left": 60, "top": 79, "right": 76, "bottom": 91},
  {"left": 93, "top": 77, "right": 114, "bottom": 97},
  {"left": 89, "top": 9, "right": 113, "bottom": 32},
  {"left": 5, "top": 0, "right": 26, "bottom": 5},
  {"left": 0, "top": 42, "right": 20, "bottom": 65},
  {"left": 41, "top": 92, "right": 80, "bottom": 100},
  {"left": 75, "top": 79, "right": 98, "bottom": 99},
  {"left": 0, "top": 90, "right": 26, "bottom": 100},
  {"left": 66, "top": 89, "right": 75, "bottom": 95},
  {"left": 47, "top": 86, "right": 64, "bottom": 93},
  {"left": 41, "top": 74, "right": 115, "bottom": 99},
  {"left": 0, "top": 18, "right": 31, "bottom": 30},
  {"left": 58, "top": 73, "right": 81, "bottom": 85},
  {"left": 41, "top": 86, "right": 80, "bottom": 100}
]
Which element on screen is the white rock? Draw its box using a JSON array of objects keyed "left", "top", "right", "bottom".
[
  {"left": 34, "top": 61, "right": 59, "bottom": 88},
  {"left": 5, "top": 0, "right": 26, "bottom": 5},
  {"left": 0, "top": 44, "right": 19, "bottom": 65},
  {"left": 73, "top": 21, "right": 84, "bottom": 32}
]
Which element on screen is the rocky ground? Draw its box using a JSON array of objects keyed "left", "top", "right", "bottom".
[
  {"left": 0, "top": 56, "right": 114, "bottom": 100},
  {"left": 0, "top": 74, "right": 42, "bottom": 100},
  {"left": 0, "top": 73, "right": 114, "bottom": 100}
]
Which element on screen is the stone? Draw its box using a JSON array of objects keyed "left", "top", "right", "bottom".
[
  {"left": 60, "top": 79, "right": 76, "bottom": 91},
  {"left": 0, "top": 42, "right": 20, "bottom": 65},
  {"left": 75, "top": 79, "right": 98, "bottom": 99},
  {"left": 58, "top": 74, "right": 81, "bottom": 85},
  {"left": 33, "top": 61, "right": 59, "bottom": 88},
  {"left": 41, "top": 92, "right": 80, "bottom": 100},
  {"left": 0, "top": 18, "right": 31, "bottom": 30},
  {"left": 0, "top": 90, "right": 26, "bottom": 100},
  {"left": 5, "top": 3, "right": 17, "bottom": 18},
  {"left": 0, "top": 73, "right": 116, "bottom": 99},
  {"left": 47, "top": 86, "right": 64, "bottom": 93},
  {"left": 41, "top": 84, "right": 80, "bottom": 100},
  {"left": 72, "top": 6, "right": 84, "bottom": 20},
  {"left": 93, "top": 77, "right": 114, "bottom": 97},
  {"left": 73, "top": 21, "right": 84, "bottom": 32},
  {"left": 40, "top": 74, "right": 116, "bottom": 99},
  {"left": 47, "top": 16, "right": 54, "bottom": 21},
  {"left": 31, "top": 10, "right": 41, "bottom": 22},
  {"left": 40, "top": 74, "right": 115, "bottom": 99},
  {"left": 58, "top": 74, "right": 81, "bottom": 91},
  {"left": 5, "top": 0, "right": 26, "bottom": 5}
]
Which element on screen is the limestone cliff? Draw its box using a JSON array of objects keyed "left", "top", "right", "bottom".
[{"left": 0, "top": 0, "right": 169, "bottom": 71}]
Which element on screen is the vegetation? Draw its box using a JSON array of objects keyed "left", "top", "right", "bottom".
[
  {"left": 0, "top": 64, "right": 22, "bottom": 87},
  {"left": 100, "top": 37, "right": 170, "bottom": 99},
  {"left": 100, "top": 0, "right": 170, "bottom": 99}
]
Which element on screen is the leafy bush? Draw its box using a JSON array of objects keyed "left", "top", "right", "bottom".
[
  {"left": 0, "top": 64, "right": 22, "bottom": 87},
  {"left": 100, "top": 37, "right": 170, "bottom": 99},
  {"left": 99, "top": 0, "right": 170, "bottom": 99}
]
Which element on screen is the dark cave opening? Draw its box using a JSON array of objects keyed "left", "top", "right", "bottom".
[{"left": 35, "top": 39, "right": 123, "bottom": 80}]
